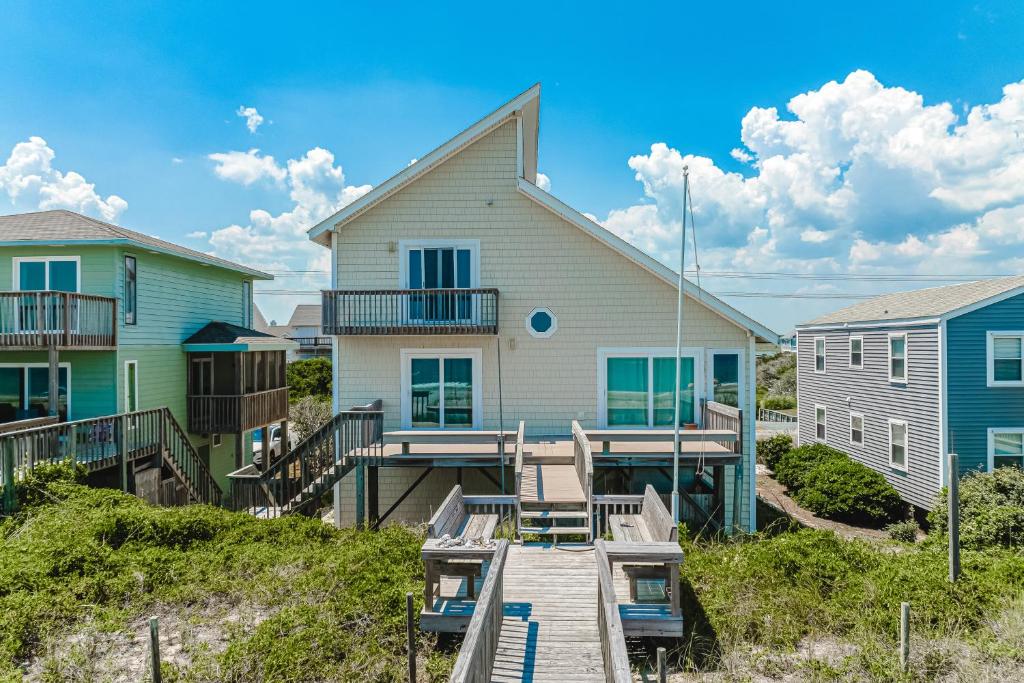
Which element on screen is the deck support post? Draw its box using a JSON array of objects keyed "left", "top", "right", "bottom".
[
  {"left": 260, "top": 425, "right": 271, "bottom": 465},
  {"left": 354, "top": 463, "right": 365, "bottom": 529},
  {"left": 234, "top": 432, "right": 244, "bottom": 469},
  {"left": 47, "top": 346, "right": 59, "bottom": 418},
  {"left": 368, "top": 465, "right": 379, "bottom": 528}
]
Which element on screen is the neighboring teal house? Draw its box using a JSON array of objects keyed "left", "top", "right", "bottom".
[{"left": 0, "top": 210, "right": 295, "bottom": 487}]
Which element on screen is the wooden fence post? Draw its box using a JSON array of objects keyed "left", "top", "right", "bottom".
[
  {"left": 149, "top": 615, "right": 161, "bottom": 683},
  {"left": 119, "top": 414, "right": 130, "bottom": 494},
  {"left": 406, "top": 592, "right": 416, "bottom": 682},
  {"left": 948, "top": 452, "right": 960, "bottom": 582},
  {"left": 899, "top": 602, "right": 910, "bottom": 672},
  {"left": 2, "top": 440, "right": 14, "bottom": 515},
  {"left": 657, "top": 646, "right": 667, "bottom": 683}
]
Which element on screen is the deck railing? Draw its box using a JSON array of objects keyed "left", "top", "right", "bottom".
[
  {"left": 702, "top": 400, "right": 744, "bottom": 454},
  {"left": 187, "top": 387, "right": 290, "bottom": 434},
  {"left": 227, "top": 407, "right": 384, "bottom": 516},
  {"left": 594, "top": 540, "right": 632, "bottom": 683},
  {"left": 322, "top": 288, "right": 499, "bottom": 335},
  {"left": 571, "top": 420, "right": 594, "bottom": 542},
  {"left": 288, "top": 336, "right": 332, "bottom": 348},
  {"left": 448, "top": 539, "right": 509, "bottom": 683},
  {"left": 0, "top": 407, "right": 221, "bottom": 513},
  {"left": 757, "top": 408, "right": 797, "bottom": 424},
  {"left": 0, "top": 291, "right": 117, "bottom": 348},
  {"left": 593, "top": 492, "right": 717, "bottom": 537},
  {"left": 464, "top": 494, "right": 517, "bottom": 529}
]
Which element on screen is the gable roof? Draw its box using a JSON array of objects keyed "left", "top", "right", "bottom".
[
  {"left": 307, "top": 84, "right": 540, "bottom": 247},
  {"left": 306, "top": 86, "right": 779, "bottom": 344},
  {"left": 182, "top": 321, "right": 297, "bottom": 352},
  {"left": 287, "top": 304, "right": 321, "bottom": 328},
  {"left": 797, "top": 275, "right": 1024, "bottom": 329},
  {"left": 0, "top": 209, "right": 272, "bottom": 279}
]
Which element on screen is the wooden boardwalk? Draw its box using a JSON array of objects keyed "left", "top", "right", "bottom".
[
  {"left": 518, "top": 463, "right": 585, "bottom": 504},
  {"left": 491, "top": 544, "right": 605, "bottom": 682}
]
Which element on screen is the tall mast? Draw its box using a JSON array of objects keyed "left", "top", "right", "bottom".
[{"left": 671, "top": 166, "right": 689, "bottom": 524}]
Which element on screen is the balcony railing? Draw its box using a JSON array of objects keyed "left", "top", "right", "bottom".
[
  {"left": 288, "top": 336, "right": 332, "bottom": 348},
  {"left": 322, "top": 288, "right": 498, "bottom": 335},
  {"left": 0, "top": 291, "right": 117, "bottom": 349},
  {"left": 187, "top": 387, "right": 289, "bottom": 434}
]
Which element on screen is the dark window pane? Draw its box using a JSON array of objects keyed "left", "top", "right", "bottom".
[
  {"left": 456, "top": 249, "right": 470, "bottom": 288},
  {"left": 424, "top": 249, "right": 438, "bottom": 289},
  {"left": 125, "top": 256, "right": 137, "bottom": 324},
  {"left": 411, "top": 358, "right": 440, "bottom": 427},
  {"left": 441, "top": 249, "right": 455, "bottom": 288},
  {"left": 607, "top": 357, "right": 648, "bottom": 426},
  {"left": 49, "top": 261, "right": 77, "bottom": 292},
  {"left": 995, "top": 359, "right": 1023, "bottom": 382},
  {"left": 27, "top": 367, "right": 67, "bottom": 420},
  {"left": 444, "top": 358, "right": 473, "bottom": 427},
  {"left": 19, "top": 261, "right": 45, "bottom": 290},
  {"left": 0, "top": 367, "right": 22, "bottom": 423},
  {"left": 408, "top": 250, "right": 423, "bottom": 289},
  {"left": 713, "top": 353, "right": 740, "bottom": 407},
  {"left": 653, "top": 357, "right": 695, "bottom": 425},
  {"left": 530, "top": 311, "right": 552, "bottom": 333}
]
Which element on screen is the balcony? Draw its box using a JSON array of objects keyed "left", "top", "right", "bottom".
[
  {"left": 0, "top": 291, "right": 117, "bottom": 349},
  {"left": 187, "top": 387, "right": 290, "bottom": 435},
  {"left": 322, "top": 288, "right": 499, "bottom": 335},
  {"left": 287, "top": 336, "right": 332, "bottom": 356}
]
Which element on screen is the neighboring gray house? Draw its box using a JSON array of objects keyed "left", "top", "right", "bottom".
[{"left": 796, "top": 275, "right": 1024, "bottom": 510}]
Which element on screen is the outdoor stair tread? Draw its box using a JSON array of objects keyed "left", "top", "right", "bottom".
[{"left": 519, "top": 510, "right": 589, "bottom": 519}]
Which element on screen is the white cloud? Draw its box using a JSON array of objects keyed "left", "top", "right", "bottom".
[
  {"left": 202, "top": 144, "right": 372, "bottom": 322},
  {"left": 207, "top": 149, "right": 286, "bottom": 185},
  {"left": 598, "top": 70, "right": 1024, "bottom": 283},
  {"left": 236, "top": 105, "right": 265, "bottom": 134},
  {"left": 171, "top": 157, "right": 184, "bottom": 164},
  {"left": 536, "top": 172, "right": 551, "bottom": 192},
  {"left": 0, "top": 136, "right": 127, "bottom": 221},
  {"left": 186, "top": 230, "right": 207, "bottom": 239}
]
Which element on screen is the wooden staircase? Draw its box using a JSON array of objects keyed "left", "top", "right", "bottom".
[{"left": 514, "top": 422, "right": 593, "bottom": 542}]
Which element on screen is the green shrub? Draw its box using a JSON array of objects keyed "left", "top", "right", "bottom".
[
  {"left": 757, "top": 433, "right": 793, "bottom": 469},
  {"left": 286, "top": 357, "right": 332, "bottom": 401},
  {"left": 794, "top": 457, "right": 905, "bottom": 526},
  {"left": 774, "top": 443, "right": 846, "bottom": 491},
  {"left": 13, "top": 461, "right": 87, "bottom": 510},
  {"left": 886, "top": 520, "right": 918, "bottom": 543},
  {"left": 761, "top": 395, "right": 796, "bottom": 410},
  {"left": 929, "top": 467, "right": 1024, "bottom": 550}
]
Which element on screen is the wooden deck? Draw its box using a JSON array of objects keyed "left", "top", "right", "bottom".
[
  {"left": 492, "top": 544, "right": 605, "bottom": 682},
  {"left": 518, "top": 463, "right": 585, "bottom": 504}
]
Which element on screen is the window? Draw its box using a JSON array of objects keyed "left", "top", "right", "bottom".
[
  {"left": 124, "top": 255, "right": 137, "bottom": 325},
  {"left": 849, "top": 336, "right": 863, "bottom": 368},
  {"left": 815, "top": 405, "right": 826, "bottom": 441},
  {"left": 212, "top": 434, "right": 223, "bottom": 448},
  {"left": 711, "top": 352, "right": 741, "bottom": 408},
  {"left": 889, "top": 419, "right": 908, "bottom": 471},
  {"left": 242, "top": 281, "right": 252, "bottom": 328},
  {"left": 526, "top": 307, "right": 557, "bottom": 338},
  {"left": 13, "top": 256, "right": 80, "bottom": 292},
  {"left": 401, "top": 240, "right": 480, "bottom": 323},
  {"left": 124, "top": 361, "right": 138, "bottom": 413},
  {"left": 989, "top": 429, "right": 1024, "bottom": 470},
  {"left": 889, "top": 333, "right": 907, "bottom": 383},
  {"left": 401, "top": 349, "right": 482, "bottom": 428},
  {"left": 602, "top": 350, "right": 699, "bottom": 427},
  {"left": 850, "top": 412, "right": 864, "bottom": 446},
  {"left": 987, "top": 332, "right": 1024, "bottom": 387},
  {"left": 0, "top": 364, "right": 70, "bottom": 423},
  {"left": 814, "top": 337, "right": 826, "bottom": 373}
]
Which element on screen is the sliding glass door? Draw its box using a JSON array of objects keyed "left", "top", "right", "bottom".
[
  {"left": 0, "top": 365, "right": 69, "bottom": 422},
  {"left": 405, "top": 244, "right": 475, "bottom": 323},
  {"left": 409, "top": 355, "right": 475, "bottom": 428},
  {"left": 605, "top": 353, "right": 698, "bottom": 427}
]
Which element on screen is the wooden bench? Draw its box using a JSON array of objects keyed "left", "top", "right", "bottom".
[
  {"left": 425, "top": 485, "right": 498, "bottom": 601},
  {"left": 608, "top": 485, "right": 679, "bottom": 603}
]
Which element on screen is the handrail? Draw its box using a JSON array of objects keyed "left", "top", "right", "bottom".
[
  {"left": 159, "top": 407, "right": 222, "bottom": 505},
  {"left": 0, "top": 290, "right": 117, "bottom": 348},
  {"left": 0, "top": 416, "right": 59, "bottom": 435},
  {"left": 322, "top": 288, "right": 499, "bottom": 335},
  {"left": 594, "top": 540, "right": 632, "bottom": 682},
  {"left": 449, "top": 539, "right": 509, "bottom": 683},
  {"left": 571, "top": 420, "right": 594, "bottom": 542}
]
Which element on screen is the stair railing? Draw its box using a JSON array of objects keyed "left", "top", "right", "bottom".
[{"left": 571, "top": 420, "right": 594, "bottom": 542}]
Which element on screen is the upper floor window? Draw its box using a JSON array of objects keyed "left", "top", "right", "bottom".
[
  {"left": 242, "top": 281, "right": 252, "bottom": 328},
  {"left": 889, "top": 419, "right": 908, "bottom": 471},
  {"left": 400, "top": 240, "right": 480, "bottom": 323},
  {"left": 849, "top": 336, "right": 863, "bottom": 369},
  {"left": 13, "top": 256, "right": 79, "bottom": 292},
  {"left": 987, "top": 332, "right": 1024, "bottom": 387},
  {"left": 850, "top": 412, "right": 864, "bottom": 446},
  {"left": 124, "top": 255, "right": 137, "bottom": 325},
  {"left": 814, "top": 337, "right": 826, "bottom": 373},
  {"left": 889, "top": 333, "right": 907, "bottom": 383},
  {"left": 989, "top": 429, "right": 1024, "bottom": 470}
]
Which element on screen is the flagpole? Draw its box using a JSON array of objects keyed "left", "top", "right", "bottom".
[{"left": 672, "top": 166, "right": 689, "bottom": 524}]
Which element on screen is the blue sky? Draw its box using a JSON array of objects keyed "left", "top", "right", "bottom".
[{"left": 2, "top": 2, "right": 1023, "bottom": 332}]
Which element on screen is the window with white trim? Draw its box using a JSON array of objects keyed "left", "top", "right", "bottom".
[
  {"left": 401, "top": 349, "right": 481, "bottom": 429},
  {"left": 124, "top": 255, "right": 137, "bottom": 325},
  {"left": 987, "top": 332, "right": 1024, "bottom": 387},
  {"left": 849, "top": 336, "right": 863, "bottom": 369},
  {"left": 124, "top": 361, "right": 138, "bottom": 413},
  {"left": 815, "top": 404, "right": 826, "bottom": 441},
  {"left": 401, "top": 240, "right": 480, "bottom": 324},
  {"left": 989, "top": 429, "right": 1024, "bottom": 469},
  {"left": 889, "top": 419, "right": 908, "bottom": 471},
  {"left": 814, "top": 337, "right": 826, "bottom": 373},
  {"left": 889, "top": 333, "right": 907, "bottom": 383},
  {"left": 850, "top": 412, "right": 864, "bottom": 446},
  {"left": 526, "top": 307, "right": 557, "bottom": 338},
  {"left": 602, "top": 350, "right": 701, "bottom": 428}
]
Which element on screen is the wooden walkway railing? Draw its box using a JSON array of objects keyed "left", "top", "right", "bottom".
[
  {"left": 448, "top": 539, "right": 509, "bottom": 683},
  {"left": 571, "top": 420, "right": 594, "bottom": 542},
  {"left": 0, "top": 408, "right": 221, "bottom": 513},
  {"left": 594, "top": 540, "right": 632, "bottom": 683}
]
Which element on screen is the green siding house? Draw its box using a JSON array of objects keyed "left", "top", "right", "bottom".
[{"left": 0, "top": 210, "right": 295, "bottom": 488}]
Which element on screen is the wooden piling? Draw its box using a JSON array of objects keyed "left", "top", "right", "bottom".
[
  {"left": 406, "top": 592, "right": 416, "bottom": 682},
  {"left": 899, "top": 602, "right": 910, "bottom": 672},
  {"left": 149, "top": 616, "right": 161, "bottom": 683},
  {"left": 948, "top": 452, "right": 960, "bottom": 582},
  {"left": 657, "top": 646, "right": 667, "bottom": 683}
]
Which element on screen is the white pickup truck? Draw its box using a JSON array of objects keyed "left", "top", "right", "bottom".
[{"left": 252, "top": 424, "right": 296, "bottom": 468}]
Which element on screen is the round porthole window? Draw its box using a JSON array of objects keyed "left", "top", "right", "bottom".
[{"left": 526, "top": 307, "right": 557, "bottom": 338}]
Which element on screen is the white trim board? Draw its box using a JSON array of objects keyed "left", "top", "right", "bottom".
[
  {"left": 888, "top": 418, "right": 910, "bottom": 473},
  {"left": 985, "top": 331, "right": 1024, "bottom": 388}
]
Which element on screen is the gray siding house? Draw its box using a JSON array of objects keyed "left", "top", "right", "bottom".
[{"left": 796, "top": 275, "right": 1024, "bottom": 510}]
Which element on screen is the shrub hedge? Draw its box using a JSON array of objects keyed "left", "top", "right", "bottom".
[
  {"left": 756, "top": 433, "right": 793, "bottom": 469},
  {"left": 773, "top": 443, "right": 846, "bottom": 491},
  {"left": 793, "top": 457, "right": 905, "bottom": 526},
  {"left": 929, "top": 466, "right": 1024, "bottom": 550},
  {"left": 761, "top": 395, "right": 796, "bottom": 410}
]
